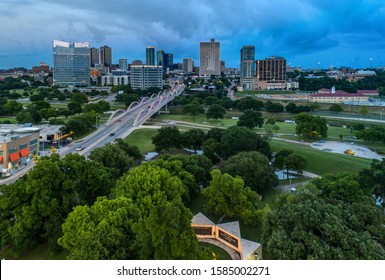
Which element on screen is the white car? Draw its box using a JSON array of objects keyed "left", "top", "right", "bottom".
[{"left": 76, "top": 145, "right": 85, "bottom": 151}]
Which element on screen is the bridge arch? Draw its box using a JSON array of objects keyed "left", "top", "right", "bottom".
[
  {"left": 140, "top": 97, "right": 149, "bottom": 104},
  {"left": 133, "top": 107, "right": 147, "bottom": 127},
  {"left": 106, "top": 109, "right": 125, "bottom": 126},
  {"left": 127, "top": 101, "right": 140, "bottom": 111}
]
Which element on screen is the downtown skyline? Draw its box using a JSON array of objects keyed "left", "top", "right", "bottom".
[{"left": 1, "top": 0, "right": 385, "bottom": 69}]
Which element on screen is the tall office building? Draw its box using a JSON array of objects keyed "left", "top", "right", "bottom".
[
  {"left": 157, "top": 49, "right": 165, "bottom": 68},
  {"left": 90, "top": 47, "right": 100, "bottom": 67},
  {"left": 53, "top": 40, "right": 90, "bottom": 87},
  {"left": 255, "top": 56, "right": 287, "bottom": 90},
  {"left": 130, "top": 65, "right": 163, "bottom": 90},
  {"left": 183, "top": 58, "right": 194, "bottom": 73},
  {"left": 240, "top": 46, "right": 255, "bottom": 90},
  {"left": 100, "top": 45, "right": 112, "bottom": 67},
  {"left": 164, "top": 53, "right": 174, "bottom": 71},
  {"left": 146, "top": 46, "right": 155, "bottom": 65},
  {"left": 119, "top": 58, "right": 128, "bottom": 70},
  {"left": 199, "top": 38, "right": 220, "bottom": 76}
]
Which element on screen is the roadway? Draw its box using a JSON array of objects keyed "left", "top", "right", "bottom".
[{"left": 1, "top": 84, "right": 185, "bottom": 185}]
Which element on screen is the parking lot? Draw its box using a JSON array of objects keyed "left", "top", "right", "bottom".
[{"left": 310, "top": 141, "right": 383, "bottom": 160}]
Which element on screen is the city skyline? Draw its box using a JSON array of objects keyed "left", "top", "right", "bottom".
[{"left": 1, "top": 0, "right": 385, "bottom": 69}]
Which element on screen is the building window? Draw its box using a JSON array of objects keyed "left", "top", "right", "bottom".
[
  {"left": 19, "top": 144, "right": 28, "bottom": 150},
  {"left": 8, "top": 147, "right": 18, "bottom": 154},
  {"left": 30, "top": 139, "right": 38, "bottom": 146}
]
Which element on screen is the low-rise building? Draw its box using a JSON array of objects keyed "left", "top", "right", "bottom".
[{"left": 0, "top": 126, "right": 40, "bottom": 175}]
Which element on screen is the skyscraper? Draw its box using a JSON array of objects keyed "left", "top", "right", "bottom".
[
  {"left": 100, "top": 45, "right": 112, "bottom": 67},
  {"left": 164, "top": 53, "right": 174, "bottom": 71},
  {"left": 146, "top": 46, "right": 155, "bottom": 66},
  {"left": 119, "top": 58, "right": 128, "bottom": 70},
  {"left": 199, "top": 38, "right": 220, "bottom": 76},
  {"left": 53, "top": 40, "right": 90, "bottom": 86},
  {"left": 157, "top": 49, "right": 165, "bottom": 68},
  {"left": 256, "top": 56, "right": 287, "bottom": 90},
  {"left": 90, "top": 47, "right": 99, "bottom": 67},
  {"left": 183, "top": 58, "right": 194, "bottom": 73},
  {"left": 240, "top": 46, "right": 255, "bottom": 90}
]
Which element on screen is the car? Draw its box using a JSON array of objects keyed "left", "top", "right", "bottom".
[
  {"left": 76, "top": 145, "right": 85, "bottom": 151},
  {"left": 317, "top": 140, "right": 325, "bottom": 143},
  {"left": 109, "top": 133, "right": 115, "bottom": 136}
]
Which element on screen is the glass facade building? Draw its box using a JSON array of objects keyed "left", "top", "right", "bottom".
[
  {"left": 146, "top": 46, "right": 155, "bottom": 66},
  {"left": 53, "top": 40, "right": 90, "bottom": 87},
  {"left": 240, "top": 46, "right": 255, "bottom": 90}
]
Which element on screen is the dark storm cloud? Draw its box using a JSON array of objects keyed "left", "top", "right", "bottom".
[{"left": 1, "top": 0, "right": 385, "bottom": 68}]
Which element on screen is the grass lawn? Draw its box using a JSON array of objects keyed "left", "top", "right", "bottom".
[
  {"left": 270, "top": 139, "right": 372, "bottom": 176},
  {"left": 0, "top": 116, "right": 17, "bottom": 123},
  {"left": 124, "top": 128, "right": 158, "bottom": 154},
  {"left": 199, "top": 242, "right": 232, "bottom": 260},
  {"left": 156, "top": 113, "right": 238, "bottom": 127}
]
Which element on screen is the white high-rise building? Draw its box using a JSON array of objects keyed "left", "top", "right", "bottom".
[
  {"left": 199, "top": 38, "right": 220, "bottom": 76},
  {"left": 119, "top": 58, "right": 128, "bottom": 70},
  {"left": 130, "top": 65, "right": 163, "bottom": 90},
  {"left": 53, "top": 40, "right": 90, "bottom": 87}
]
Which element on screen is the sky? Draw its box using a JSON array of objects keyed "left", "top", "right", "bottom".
[{"left": 1, "top": 0, "right": 385, "bottom": 70}]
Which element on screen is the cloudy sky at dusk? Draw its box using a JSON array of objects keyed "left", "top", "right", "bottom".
[{"left": 1, "top": 0, "right": 385, "bottom": 69}]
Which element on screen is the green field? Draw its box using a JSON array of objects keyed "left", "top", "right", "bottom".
[
  {"left": 0, "top": 117, "right": 17, "bottom": 123},
  {"left": 156, "top": 113, "right": 238, "bottom": 127},
  {"left": 124, "top": 128, "right": 158, "bottom": 154},
  {"left": 270, "top": 139, "right": 372, "bottom": 176}
]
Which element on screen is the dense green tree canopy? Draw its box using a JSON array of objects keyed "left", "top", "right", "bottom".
[
  {"left": 206, "top": 104, "right": 226, "bottom": 120},
  {"left": 58, "top": 197, "right": 141, "bottom": 260},
  {"left": 202, "top": 170, "right": 260, "bottom": 224},
  {"left": 359, "top": 159, "right": 385, "bottom": 202},
  {"left": 182, "top": 103, "right": 205, "bottom": 121},
  {"left": 0, "top": 153, "right": 113, "bottom": 255},
  {"left": 237, "top": 109, "right": 264, "bottom": 129},
  {"left": 219, "top": 126, "right": 272, "bottom": 159},
  {"left": 263, "top": 175, "right": 385, "bottom": 260},
  {"left": 295, "top": 113, "right": 328, "bottom": 139},
  {"left": 152, "top": 126, "right": 182, "bottom": 152},
  {"left": 235, "top": 97, "right": 264, "bottom": 111},
  {"left": 221, "top": 151, "right": 278, "bottom": 194},
  {"left": 182, "top": 129, "right": 207, "bottom": 152}
]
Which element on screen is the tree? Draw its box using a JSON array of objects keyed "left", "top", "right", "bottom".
[
  {"left": 285, "top": 102, "right": 298, "bottom": 113},
  {"left": 236, "top": 97, "right": 264, "bottom": 111},
  {"left": 58, "top": 197, "right": 140, "bottom": 260},
  {"left": 114, "top": 164, "right": 204, "bottom": 259},
  {"left": 329, "top": 104, "right": 343, "bottom": 114},
  {"left": 157, "top": 154, "right": 213, "bottom": 189},
  {"left": 114, "top": 138, "right": 143, "bottom": 162},
  {"left": 283, "top": 154, "right": 307, "bottom": 177},
  {"left": 221, "top": 151, "right": 278, "bottom": 194},
  {"left": 206, "top": 104, "right": 226, "bottom": 120},
  {"left": 204, "top": 96, "right": 219, "bottom": 105},
  {"left": 202, "top": 138, "right": 221, "bottom": 164},
  {"left": 68, "top": 102, "right": 82, "bottom": 114},
  {"left": 0, "top": 153, "right": 113, "bottom": 255},
  {"left": 152, "top": 126, "right": 182, "bottom": 152},
  {"left": 219, "top": 126, "right": 272, "bottom": 159},
  {"left": 182, "top": 103, "right": 205, "bottom": 121},
  {"left": 265, "top": 101, "right": 284, "bottom": 113},
  {"left": 89, "top": 143, "right": 136, "bottom": 180},
  {"left": 71, "top": 92, "right": 88, "bottom": 104},
  {"left": 295, "top": 113, "right": 328, "bottom": 140},
  {"left": 31, "top": 100, "right": 50, "bottom": 111},
  {"left": 359, "top": 159, "right": 385, "bottom": 203},
  {"left": 265, "top": 117, "right": 276, "bottom": 126},
  {"left": 3, "top": 100, "right": 23, "bottom": 114},
  {"left": 41, "top": 108, "right": 57, "bottom": 121},
  {"left": 207, "top": 128, "right": 225, "bottom": 142},
  {"left": 360, "top": 106, "right": 368, "bottom": 116},
  {"left": 236, "top": 109, "right": 264, "bottom": 129},
  {"left": 263, "top": 177, "right": 385, "bottom": 259},
  {"left": 202, "top": 170, "right": 260, "bottom": 224},
  {"left": 182, "top": 128, "right": 207, "bottom": 152}
]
